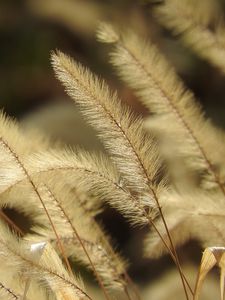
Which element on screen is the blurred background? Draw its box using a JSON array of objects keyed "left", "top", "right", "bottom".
[{"left": 1, "top": 0, "right": 225, "bottom": 298}]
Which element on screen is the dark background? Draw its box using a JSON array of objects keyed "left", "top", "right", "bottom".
[{"left": 1, "top": 0, "right": 225, "bottom": 124}]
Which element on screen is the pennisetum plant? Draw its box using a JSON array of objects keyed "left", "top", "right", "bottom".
[{"left": 0, "top": 0, "right": 225, "bottom": 299}]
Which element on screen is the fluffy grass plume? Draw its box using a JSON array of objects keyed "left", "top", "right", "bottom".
[{"left": 1, "top": 2, "right": 225, "bottom": 300}]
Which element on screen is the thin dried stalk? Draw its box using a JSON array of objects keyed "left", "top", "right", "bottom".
[{"left": 0, "top": 138, "right": 73, "bottom": 277}]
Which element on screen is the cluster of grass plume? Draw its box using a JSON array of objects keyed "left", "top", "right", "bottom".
[{"left": 0, "top": 0, "right": 225, "bottom": 299}]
